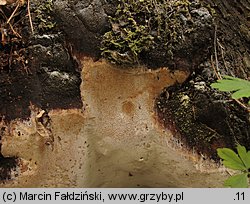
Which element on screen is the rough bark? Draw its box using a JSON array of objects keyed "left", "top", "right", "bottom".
[
  {"left": 206, "top": 0, "right": 250, "bottom": 78},
  {"left": 0, "top": 0, "right": 249, "bottom": 187},
  {"left": 155, "top": 0, "right": 250, "bottom": 160}
]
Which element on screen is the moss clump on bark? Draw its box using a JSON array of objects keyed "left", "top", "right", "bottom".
[
  {"left": 34, "top": 0, "right": 56, "bottom": 32},
  {"left": 101, "top": 0, "right": 214, "bottom": 66}
]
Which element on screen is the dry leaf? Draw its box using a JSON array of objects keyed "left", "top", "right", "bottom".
[
  {"left": 0, "top": 0, "right": 7, "bottom": 6},
  {"left": 1, "top": 0, "right": 24, "bottom": 5}
]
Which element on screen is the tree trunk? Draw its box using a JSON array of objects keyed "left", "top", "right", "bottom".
[{"left": 0, "top": 0, "right": 249, "bottom": 187}]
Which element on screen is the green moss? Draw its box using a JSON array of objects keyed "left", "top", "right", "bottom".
[
  {"left": 34, "top": 0, "right": 56, "bottom": 32},
  {"left": 101, "top": 0, "right": 216, "bottom": 66},
  {"left": 157, "top": 90, "right": 226, "bottom": 159},
  {"left": 101, "top": 0, "right": 192, "bottom": 65},
  {"left": 205, "top": 3, "right": 216, "bottom": 17}
]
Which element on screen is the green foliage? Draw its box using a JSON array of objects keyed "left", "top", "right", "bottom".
[
  {"left": 217, "top": 144, "right": 250, "bottom": 188},
  {"left": 211, "top": 76, "right": 250, "bottom": 104},
  {"left": 217, "top": 147, "right": 246, "bottom": 171},
  {"left": 213, "top": 76, "right": 250, "bottom": 187},
  {"left": 224, "top": 173, "right": 248, "bottom": 188}
]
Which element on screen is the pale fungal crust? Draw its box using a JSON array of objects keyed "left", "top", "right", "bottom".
[{"left": 0, "top": 58, "right": 228, "bottom": 187}]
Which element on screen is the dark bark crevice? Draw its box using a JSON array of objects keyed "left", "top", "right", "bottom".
[
  {"left": 156, "top": 0, "right": 250, "bottom": 160},
  {"left": 205, "top": 0, "right": 250, "bottom": 78}
]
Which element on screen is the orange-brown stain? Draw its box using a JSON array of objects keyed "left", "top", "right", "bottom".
[{"left": 122, "top": 101, "right": 135, "bottom": 116}]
